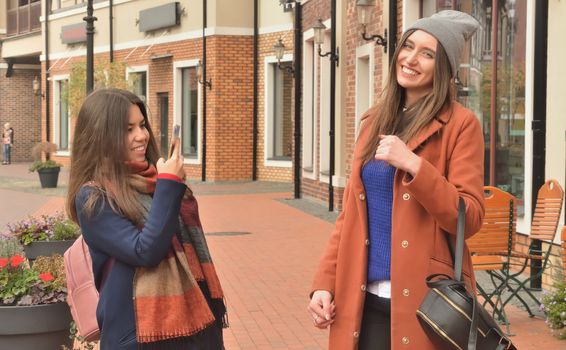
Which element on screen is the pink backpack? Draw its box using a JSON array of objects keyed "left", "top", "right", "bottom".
[{"left": 64, "top": 236, "right": 100, "bottom": 342}]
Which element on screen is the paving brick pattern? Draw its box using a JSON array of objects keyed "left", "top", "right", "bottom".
[{"left": 1, "top": 163, "right": 565, "bottom": 349}]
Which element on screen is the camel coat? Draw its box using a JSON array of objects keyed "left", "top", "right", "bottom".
[{"left": 311, "top": 101, "right": 485, "bottom": 350}]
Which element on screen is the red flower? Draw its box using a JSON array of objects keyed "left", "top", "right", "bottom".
[
  {"left": 10, "top": 254, "right": 25, "bottom": 267},
  {"left": 39, "top": 272, "right": 54, "bottom": 282},
  {"left": 0, "top": 258, "right": 8, "bottom": 268}
]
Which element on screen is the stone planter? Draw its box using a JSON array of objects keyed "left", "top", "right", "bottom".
[
  {"left": 37, "top": 167, "right": 60, "bottom": 188},
  {"left": 0, "top": 302, "right": 73, "bottom": 350},
  {"left": 24, "top": 240, "right": 75, "bottom": 261}
]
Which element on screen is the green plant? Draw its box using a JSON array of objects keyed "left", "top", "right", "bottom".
[
  {"left": 7, "top": 212, "right": 81, "bottom": 246},
  {"left": 0, "top": 235, "right": 24, "bottom": 258},
  {"left": 29, "top": 142, "right": 63, "bottom": 172},
  {"left": 540, "top": 283, "right": 566, "bottom": 339},
  {"left": 66, "top": 60, "right": 133, "bottom": 119},
  {"left": 0, "top": 254, "right": 66, "bottom": 305},
  {"left": 61, "top": 322, "right": 96, "bottom": 350}
]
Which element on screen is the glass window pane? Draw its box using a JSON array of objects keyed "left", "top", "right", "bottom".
[
  {"left": 271, "top": 63, "right": 293, "bottom": 160},
  {"left": 132, "top": 72, "right": 147, "bottom": 102},
  {"left": 426, "top": 0, "right": 527, "bottom": 216},
  {"left": 59, "top": 80, "right": 69, "bottom": 150},
  {"left": 181, "top": 68, "right": 198, "bottom": 158}
]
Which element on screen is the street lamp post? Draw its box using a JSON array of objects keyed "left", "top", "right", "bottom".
[{"left": 84, "top": 0, "right": 97, "bottom": 94}]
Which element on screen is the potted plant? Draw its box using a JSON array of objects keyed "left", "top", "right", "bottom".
[
  {"left": 8, "top": 213, "right": 81, "bottom": 261},
  {"left": 541, "top": 283, "right": 566, "bottom": 339},
  {"left": 29, "top": 142, "right": 63, "bottom": 188},
  {"left": 0, "top": 235, "right": 73, "bottom": 349}
]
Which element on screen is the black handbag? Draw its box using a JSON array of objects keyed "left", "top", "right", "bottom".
[{"left": 416, "top": 198, "right": 516, "bottom": 350}]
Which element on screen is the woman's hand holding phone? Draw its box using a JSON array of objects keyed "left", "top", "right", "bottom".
[{"left": 157, "top": 125, "right": 185, "bottom": 179}]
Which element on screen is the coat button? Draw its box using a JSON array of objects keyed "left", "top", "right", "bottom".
[
  {"left": 403, "top": 288, "right": 410, "bottom": 297},
  {"left": 365, "top": 239, "right": 370, "bottom": 246},
  {"left": 402, "top": 336, "right": 410, "bottom": 345},
  {"left": 353, "top": 331, "right": 360, "bottom": 338},
  {"left": 401, "top": 240, "right": 409, "bottom": 248},
  {"left": 402, "top": 193, "right": 410, "bottom": 200},
  {"left": 359, "top": 193, "right": 366, "bottom": 201},
  {"left": 361, "top": 284, "right": 366, "bottom": 292}
]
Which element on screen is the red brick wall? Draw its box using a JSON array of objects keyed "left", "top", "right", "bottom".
[
  {"left": 299, "top": 0, "right": 388, "bottom": 211},
  {"left": 0, "top": 68, "right": 42, "bottom": 162},
  {"left": 46, "top": 35, "right": 258, "bottom": 182},
  {"left": 255, "top": 32, "right": 295, "bottom": 182}
]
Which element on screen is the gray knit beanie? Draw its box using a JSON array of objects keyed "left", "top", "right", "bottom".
[{"left": 407, "top": 10, "right": 480, "bottom": 77}]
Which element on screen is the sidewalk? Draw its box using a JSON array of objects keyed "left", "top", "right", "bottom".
[{"left": 1, "top": 162, "right": 565, "bottom": 349}]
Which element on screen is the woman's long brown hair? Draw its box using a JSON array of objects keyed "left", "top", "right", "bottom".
[
  {"left": 359, "top": 29, "right": 454, "bottom": 163},
  {"left": 66, "top": 88, "right": 160, "bottom": 225}
]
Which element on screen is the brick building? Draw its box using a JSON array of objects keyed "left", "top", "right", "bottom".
[
  {"left": 0, "top": 0, "right": 42, "bottom": 163},
  {"left": 2, "top": 0, "right": 565, "bottom": 288}
]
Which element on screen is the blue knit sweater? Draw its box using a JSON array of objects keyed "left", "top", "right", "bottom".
[{"left": 361, "top": 160, "right": 395, "bottom": 283}]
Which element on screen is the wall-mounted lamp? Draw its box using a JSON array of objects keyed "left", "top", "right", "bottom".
[
  {"left": 196, "top": 60, "right": 212, "bottom": 89},
  {"left": 279, "top": 0, "right": 295, "bottom": 13},
  {"left": 273, "top": 38, "right": 295, "bottom": 76},
  {"left": 313, "top": 19, "right": 339, "bottom": 66},
  {"left": 32, "top": 76, "right": 44, "bottom": 98},
  {"left": 356, "top": 0, "right": 388, "bottom": 53}
]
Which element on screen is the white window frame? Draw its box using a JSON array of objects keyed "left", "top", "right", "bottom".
[
  {"left": 517, "top": 0, "right": 536, "bottom": 235},
  {"left": 302, "top": 30, "right": 317, "bottom": 179},
  {"left": 126, "top": 65, "right": 149, "bottom": 103},
  {"left": 355, "top": 43, "right": 375, "bottom": 139},
  {"left": 52, "top": 74, "right": 70, "bottom": 156},
  {"left": 264, "top": 54, "right": 293, "bottom": 168},
  {"left": 173, "top": 59, "right": 202, "bottom": 165},
  {"left": 319, "top": 22, "right": 332, "bottom": 183}
]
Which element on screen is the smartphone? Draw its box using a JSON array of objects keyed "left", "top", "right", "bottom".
[{"left": 169, "top": 124, "right": 180, "bottom": 157}]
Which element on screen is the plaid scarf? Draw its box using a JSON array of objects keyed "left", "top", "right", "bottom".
[{"left": 127, "top": 161, "right": 227, "bottom": 346}]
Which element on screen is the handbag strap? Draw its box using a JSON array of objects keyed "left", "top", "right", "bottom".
[
  {"left": 454, "top": 198, "right": 466, "bottom": 282},
  {"left": 447, "top": 198, "right": 479, "bottom": 350}
]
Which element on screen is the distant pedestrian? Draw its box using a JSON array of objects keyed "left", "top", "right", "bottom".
[
  {"left": 66, "top": 88, "right": 227, "bottom": 349},
  {"left": 2, "top": 122, "right": 14, "bottom": 165},
  {"left": 308, "top": 10, "right": 484, "bottom": 350}
]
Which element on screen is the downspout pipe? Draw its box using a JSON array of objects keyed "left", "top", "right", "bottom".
[
  {"left": 293, "top": 2, "right": 302, "bottom": 199},
  {"left": 489, "top": 0, "right": 498, "bottom": 186},
  {"left": 530, "top": 0, "right": 549, "bottom": 290},
  {"left": 388, "top": 0, "right": 397, "bottom": 63},
  {"left": 201, "top": 0, "right": 207, "bottom": 181},
  {"left": 109, "top": 0, "right": 114, "bottom": 62},
  {"left": 44, "top": 0, "right": 50, "bottom": 145},
  {"left": 252, "top": 0, "right": 258, "bottom": 180},
  {"left": 328, "top": 0, "right": 337, "bottom": 211}
]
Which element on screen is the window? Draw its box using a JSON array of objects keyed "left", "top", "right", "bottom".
[
  {"left": 302, "top": 38, "right": 316, "bottom": 174},
  {"left": 271, "top": 63, "right": 293, "bottom": 160},
  {"left": 355, "top": 44, "right": 374, "bottom": 138},
  {"left": 7, "top": 0, "right": 41, "bottom": 36},
  {"left": 319, "top": 31, "right": 331, "bottom": 179},
  {"left": 264, "top": 56, "right": 293, "bottom": 167},
  {"left": 423, "top": 0, "right": 528, "bottom": 217},
  {"left": 127, "top": 67, "right": 148, "bottom": 102},
  {"left": 173, "top": 60, "right": 201, "bottom": 164},
  {"left": 53, "top": 77, "right": 70, "bottom": 152},
  {"left": 181, "top": 67, "right": 198, "bottom": 158}
]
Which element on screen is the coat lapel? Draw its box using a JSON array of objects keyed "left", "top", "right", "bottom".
[{"left": 407, "top": 105, "right": 452, "bottom": 152}]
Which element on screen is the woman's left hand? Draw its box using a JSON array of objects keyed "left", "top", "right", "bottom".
[{"left": 374, "top": 135, "right": 421, "bottom": 177}]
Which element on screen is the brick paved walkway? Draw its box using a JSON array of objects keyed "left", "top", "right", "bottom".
[{"left": 1, "top": 162, "right": 565, "bottom": 349}]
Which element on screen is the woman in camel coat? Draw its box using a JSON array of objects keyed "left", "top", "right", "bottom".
[{"left": 308, "top": 11, "right": 484, "bottom": 350}]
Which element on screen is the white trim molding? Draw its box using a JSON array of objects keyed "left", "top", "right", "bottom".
[
  {"left": 172, "top": 59, "right": 202, "bottom": 165},
  {"left": 264, "top": 54, "right": 293, "bottom": 169}
]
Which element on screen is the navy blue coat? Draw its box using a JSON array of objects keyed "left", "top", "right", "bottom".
[{"left": 77, "top": 178, "right": 189, "bottom": 349}]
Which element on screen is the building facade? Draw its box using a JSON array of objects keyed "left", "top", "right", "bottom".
[
  {"left": 4, "top": 0, "right": 564, "bottom": 287},
  {"left": 0, "top": 0, "right": 42, "bottom": 162}
]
